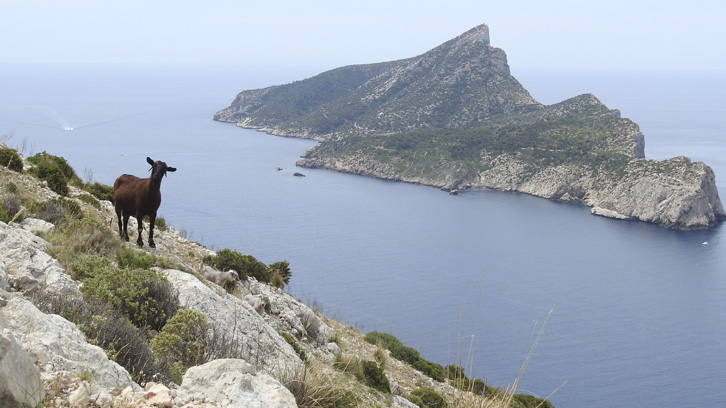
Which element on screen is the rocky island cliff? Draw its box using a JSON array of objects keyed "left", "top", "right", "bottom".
[{"left": 214, "top": 24, "right": 724, "bottom": 230}]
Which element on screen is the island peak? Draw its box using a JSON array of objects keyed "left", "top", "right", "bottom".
[{"left": 214, "top": 24, "right": 724, "bottom": 229}]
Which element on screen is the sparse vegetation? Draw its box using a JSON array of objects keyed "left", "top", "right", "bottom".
[
  {"left": 409, "top": 388, "right": 448, "bottom": 408},
  {"left": 364, "top": 331, "right": 444, "bottom": 381},
  {"left": 27, "top": 151, "right": 82, "bottom": 196},
  {"left": 47, "top": 218, "right": 122, "bottom": 264},
  {"left": 151, "top": 309, "right": 208, "bottom": 384},
  {"left": 0, "top": 146, "right": 24, "bottom": 172}
]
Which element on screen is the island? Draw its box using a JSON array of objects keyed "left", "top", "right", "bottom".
[{"left": 214, "top": 24, "right": 724, "bottom": 230}]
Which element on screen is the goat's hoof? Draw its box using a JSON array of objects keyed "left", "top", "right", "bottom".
[{"left": 149, "top": 242, "right": 156, "bottom": 249}]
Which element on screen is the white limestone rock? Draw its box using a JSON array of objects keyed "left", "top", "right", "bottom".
[
  {"left": 0, "top": 297, "right": 139, "bottom": 390},
  {"left": 0, "top": 328, "right": 44, "bottom": 408},
  {"left": 176, "top": 359, "right": 297, "bottom": 408},
  {"left": 0, "top": 221, "right": 80, "bottom": 297},
  {"left": 161, "top": 269, "right": 303, "bottom": 374}
]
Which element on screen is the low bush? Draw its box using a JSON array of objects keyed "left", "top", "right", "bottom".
[
  {"left": 364, "top": 331, "right": 444, "bottom": 381},
  {"left": 77, "top": 193, "right": 101, "bottom": 209},
  {"left": 0, "top": 147, "right": 23, "bottom": 172},
  {"left": 151, "top": 309, "right": 208, "bottom": 384},
  {"left": 83, "top": 181, "right": 114, "bottom": 202},
  {"left": 80, "top": 266, "right": 178, "bottom": 331},
  {"left": 203, "top": 249, "right": 270, "bottom": 282},
  {"left": 360, "top": 360, "right": 390, "bottom": 393},
  {"left": 269, "top": 260, "right": 292, "bottom": 288},
  {"left": 408, "top": 388, "right": 448, "bottom": 408},
  {"left": 27, "top": 152, "right": 81, "bottom": 196},
  {"left": 513, "top": 394, "right": 554, "bottom": 408},
  {"left": 116, "top": 246, "right": 156, "bottom": 270},
  {"left": 67, "top": 255, "right": 112, "bottom": 281}
]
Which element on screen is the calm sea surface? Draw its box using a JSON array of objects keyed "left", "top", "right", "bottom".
[{"left": 1, "top": 63, "right": 725, "bottom": 408}]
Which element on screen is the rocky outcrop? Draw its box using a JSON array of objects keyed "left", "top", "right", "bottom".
[
  {"left": 161, "top": 268, "right": 306, "bottom": 375},
  {"left": 0, "top": 327, "right": 43, "bottom": 408},
  {"left": 0, "top": 219, "right": 80, "bottom": 297},
  {"left": 0, "top": 296, "right": 139, "bottom": 390},
  {"left": 176, "top": 359, "right": 297, "bottom": 408},
  {"left": 586, "top": 156, "right": 725, "bottom": 229}
]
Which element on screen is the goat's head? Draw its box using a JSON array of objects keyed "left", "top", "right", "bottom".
[{"left": 147, "top": 157, "right": 177, "bottom": 183}]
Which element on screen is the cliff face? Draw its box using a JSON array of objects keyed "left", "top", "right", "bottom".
[
  {"left": 215, "top": 24, "right": 724, "bottom": 229},
  {"left": 298, "top": 152, "right": 723, "bottom": 230}
]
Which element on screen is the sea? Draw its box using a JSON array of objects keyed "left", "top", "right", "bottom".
[{"left": 1, "top": 63, "right": 725, "bottom": 408}]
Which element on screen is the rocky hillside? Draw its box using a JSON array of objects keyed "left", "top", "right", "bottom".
[
  {"left": 0, "top": 145, "right": 550, "bottom": 407},
  {"left": 214, "top": 24, "right": 724, "bottom": 230}
]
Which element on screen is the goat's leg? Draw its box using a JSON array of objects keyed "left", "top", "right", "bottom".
[
  {"left": 136, "top": 215, "right": 144, "bottom": 247},
  {"left": 122, "top": 212, "right": 131, "bottom": 242},
  {"left": 148, "top": 214, "right": 156, "bottom": 248},
  {"left": 115, "top": 208, "right": 123, "bottom": 237}
]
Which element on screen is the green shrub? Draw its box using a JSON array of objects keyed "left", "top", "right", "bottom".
[
  {"left": 513, "top": 394, "right": 554, "bottom": 408},
  {"left": 27, "top": 152, "right": 81, "bottom": 196},
  {"left": 413, "top": 359, "right": 444, "bottom": 382},
  {"left": 154, "top": 216, "right": 168, "bottom": 231},
  {"left": 5, "top": 182, "right": 18, "bottom": 194},
  {"left": 82, "top": 182, "right": 113, "bottom": 202},
  {"left": 408, "top": 388, "right": 448, "bottom": 408},
  {"left": 77, "top": 193, "right": 101, "bottom": 209},
  {"left": 81, "top": 266, "right": 178, "bottom": 331},
  {"left": 360, "top": 360, "right": 390, "bottom": 393},
  {"left": 151, "top": 309, "right": 208, "bottom": 384},
  {"left": 443, "top": 364, "right": 491, "bottom": 395},
  {"left": 68, "top": 255, "right": 112, "bottom": 281},
  {"left": 364, "top": 331, "right": 444, "bottom": 381},
  {"left": 269, "top": 260, "right": 292, "bottom": 288},
  {"left": 116, "top": 246, "right": 156, "bottom": 270},
  {"left": 0, "top": 147, "right": 23, "bottom": 172},
  {"left": 203, "top": 249, "right": 270, "bottom": 282}
]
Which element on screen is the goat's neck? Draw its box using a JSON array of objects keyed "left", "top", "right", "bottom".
[{"left": 146, "top": 176, "right": 163, "bottom": 191}]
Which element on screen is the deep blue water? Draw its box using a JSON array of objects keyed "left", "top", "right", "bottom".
[{"left": 1, "top": 63, "right": 725, "bottom": 408}]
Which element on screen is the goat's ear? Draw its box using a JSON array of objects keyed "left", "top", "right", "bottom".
[
  {"left": 146, "top": 157, "right": 154, "bottom": 165},
  {"left": 167, "top": 167, "right": 177, "bottom": 172}
]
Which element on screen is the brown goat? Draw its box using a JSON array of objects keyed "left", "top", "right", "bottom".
[{"left": 113, "top": 157, "right": 176, "bottom": 248}]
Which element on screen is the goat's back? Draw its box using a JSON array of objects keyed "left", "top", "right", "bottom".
[{"left": 113, "top": 174, "right": 148, "bottom": 211}]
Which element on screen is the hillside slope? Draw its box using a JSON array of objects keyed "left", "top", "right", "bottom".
[{"left": 0, "top": 145, "right": 549, "bottom": 407}]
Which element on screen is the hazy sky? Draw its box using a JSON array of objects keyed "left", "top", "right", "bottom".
[{"left": 2, "top": 0, "right": 725, "bottom": 70}]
